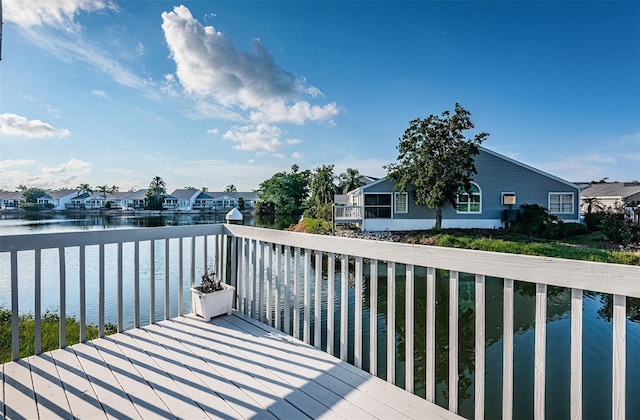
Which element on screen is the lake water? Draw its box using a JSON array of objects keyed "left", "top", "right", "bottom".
[{"left": 1, "top": 214, "right": 638, "bottom": 419}]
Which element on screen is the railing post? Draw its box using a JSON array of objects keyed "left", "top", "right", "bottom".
[
  {"left": 274, "top": 244, "right": 281, "bottom": 330},
  {"left": 426, "top": 267, "right": 436, "bottom": 402},
  {"left": 79, "top": 245, "right": 86, "bottom": 342},
  {"left": 304, "top": 249, "right": 312, "bottom": 344},
  {"left": 314, "top": 251, "right": 323, "bottom": 349},
  {"left": 284, "top": 246, "right": 291, "bottom": 334},
  {"left": 34, "top": 249, "right": 42, "bottom": 355},
  {"left": 340, "top": 254, "right": 349, "bottom": 361},
  {"left": 164, "top": 238, "right": 170, "bottom": 321},
  {"left": 99, "top": 244, "right": 105, "bottom": 337},
  {"left": 266, "top": 243, "right": 273, "bottom": 326},
  {"left": 293, "top": 247, "right": 301, "bottom": 340},
  {"left": 117, "top": 242, "right": 123, "bottom": 332},
  {"left": 387, "top": 261, "right": 396, "bottom": 383},
  {"left": 59, "top": 247, "right": 66, "bottom": 348},
  {"left": 449, "top": 270, "right": 459, "bottom": 412},
  {"left": 355, "top": 256, "right": 363, "bottom": 368},
  {"left": 150, "top": 240, "right": 156, "bottom": 324},
  {"left": 405, "top": 264, "right": 414, "bottom": 392},
  {"left": 177, "top": 238, "right": 183, "bottom": 317},
  {"left": 612, "top": 294, "right": 626, "bottom": 420},
  {"left": 503, "top": 278, "right": 514, "bottom": 420},
  {"left": 534, "top": 283, "right": 547, "bottom": 420},
  {"left": 475, "top": 274, "right": 486, "bottom": 420},
  {"left": 230, "top": 236, "right": 237, "bottom": 310},
  {"left": 11, "top": 251, "right": 19, "bottom": 361},
  {"left": 258, "top": 241, "right": 265, "bottom": 322},
  {"left": 369, "top": 259, "right": 378, "bottom": 376},
  {"left": 327, "top": 252, "right": 336, "bottom": 355}
]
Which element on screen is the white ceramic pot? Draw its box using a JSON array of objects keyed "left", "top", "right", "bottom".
[{"left": 191, "top": 283, "right": 235, "bottom": 320}]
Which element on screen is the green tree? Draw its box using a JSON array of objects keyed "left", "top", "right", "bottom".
[
  {"left": 386, "top": 103, "right": 489, "bottom": 228},
  {"left": 582, "top": 197, "right": 604, "bottom": 214},
  {"left": 237, "top": 197, "right": 245, "bottom": 211},
  {"left": 16, "top": 184, "right": 27, "bottom": 192},
  {"left": 95, "top": 185, "right": 109, "bottom": 195},
  {"left": 20, "top": 187, "right": 50, "bottom": 211},
  {"left": 309, "top": 164, "right": 336, "bottom": 207},
  {"left": 338, "top": 168, "right": 364, "bottom": 193},
  {"left": 145, "top": 176, "right": 167, "bottom": 210},
  {"left": 256, "top": 165, "right": 310, "bottom": 216},
  {"left": 109, "top": 185, "right": 119, "bottom": 194},
  {"left": 225, "top": 184, "right": 237, "bottom": 192}
]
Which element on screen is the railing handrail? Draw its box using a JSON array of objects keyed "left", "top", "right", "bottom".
[
  {"left": 0, "top": 224, "right": 225, "bottom": 252},
  {"left": 224, "top": 225, "right": 640, "bottom": 298}
]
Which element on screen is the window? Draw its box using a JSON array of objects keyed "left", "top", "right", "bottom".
[
  {"left": 502, "top": 192, "right": 516, "bottom": 206},
  {"left": 364, "top": 194, "right": 391, "bottom": 218},
  {"left": 549, "top": 193, "right": 574, "bottom": 213},
  {"left": 456, "top": 183, "right": 481, "bottom": 213},
  {"left": 394, "top": 192, "right": 408, "bottom": 213}
]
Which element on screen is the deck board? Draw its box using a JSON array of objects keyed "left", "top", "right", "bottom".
[{"left": 1, "top": 313, "right": 463, "bottom": 420}]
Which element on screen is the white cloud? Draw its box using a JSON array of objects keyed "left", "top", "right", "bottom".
[
  {"left": 0, "top": 158, "right": 92, "bottom": 190},
  {"left": 222, "top": 124, "right": 284, "bottom": 152},
  {"left": 287, "top": 138, "right": 303, "bottom": 145},
  {"left": 160, "top": 5, "right": 338, "bottom": 125},
  {"left": 273, "top": 154, "right": 286, "bottom": 159},
  {"left": 250, "top": 100, "right": 339, "bottom": 125},
  {"left": 207, "top": 128, "right": 219, "bottom": 135},
  {"left": 0, "top": 159, "right": 36, "bottom": 169},
  {"left": 0, "top": 113, "right": 71, "bottom": 139},
  {"left": 4, "top": 0, "right": 117, "bottom": 29},
  {"left": 92, "top": 89, "right": 109, "bottom": 99},
  {"left": 291, "top": 152, "right": 304, "bottom": 159}
]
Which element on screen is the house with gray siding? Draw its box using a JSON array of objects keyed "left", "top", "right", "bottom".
[
  {"left": 342, "top": 147, "right": 581, "bottom": 231},
  {"left": 163, "top": 189, "right": 201, "bottom": 211}
]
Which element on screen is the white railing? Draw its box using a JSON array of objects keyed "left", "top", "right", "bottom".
[
  {"left": 1, "top": 224, "right": 639, "bottom": 419},
  {"left": 334, "top": 205, "right": 363, "bottom": 221}
]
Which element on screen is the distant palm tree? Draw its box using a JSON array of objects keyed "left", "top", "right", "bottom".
[
  {"left": 16, "top": 184, "right": 27, "bottom": 192},
  {"left": 338, "top": 168, "right": 364, "bottom": 193},
  {"left": 225, "top": 184, "right": 237, "bottom": 192},
  {"left": 76, "top": 183, "right": 93, "bottom": 195},
  {"left": 109, "top": 185, "right": 119, "bottom": 194},
  {"left": 145, "top": 176, "right": 167, "bottom": 210},
  {"left": 95, "top": 185, "right": 109, "bottom": 195},
  {"left": 310, "top": 165, "right": 336, "bottom": 206}
]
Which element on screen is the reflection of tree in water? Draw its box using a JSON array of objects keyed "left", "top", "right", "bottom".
[{"left": 586, "top": 292, "right": 640, "bottom": 324}]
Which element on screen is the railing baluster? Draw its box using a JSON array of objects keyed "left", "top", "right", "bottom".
[
  {"left": 251, "top": 240, "right": 258, "bottom": 319},
  {"left": 59, "top": 247, "right": 66, "bottom": 348},
  {"left": 294, "top": 247, "right": 301, "bottom": 340},
  {"left": 267, "top": 243, "right": 273, "bottom": 326},
  {"left": 203, "top": 235, "right": 208, "bottom": 271},
  {"left": 304, "top": 248, "right": 312, "bottom": 344},
  {"left": 612, "top": 294, "right": 626, "bottom": 420},
  {"left": 406, "top": 264, "right": 414, "bottom": 392},
  {"left": 79, "top": 245, "right": 86, "bottom": 342},
  {"left": 243, "top": 238, "right": 250, "bottom": 315},
  {"left": 275, "top": 245, "right": 281, "bottom": 330},
  {"left": 117, "top": 242, "right": 123, "bottom": 332},
  {"left": 327, "top": 252, "right": 335, "bottom": 355},
  {"left": 340, "top": 254, "right": 349, "bottom": 361},
  {"left": 134, "top": 241, "right": 140, "bottom": 327},
  {"left": 164, "top": 238, "right": 170, "bottom": 320},
  {"left": 221, "top": 235, "right": 228, "bottom": 287},
  {"left": 11, "top": 251, "right": 19, "bottom": 360},
  {"left": 475, "top": 274, "right": 486, "bottom": 420},
  {"left": 571, "top": 288, "right": 583, "bottom": 420},
  {"left": 314, "top": 251, "right": 322, "bottom": 349},
  {"left": 190, "top": 236, "right": 196, "bottom": 288},
  {"left": 150, "top": 240, "right": 156, "bottom": 324},
  {"left": 449, "top": 270, "right": 459, "bottom": 412},
  {"left": 284, "top": 246, "right": 291, "bottom": 334},
  {"left": 369, "top": 259, "right": 378, "bottom": 376},
  {"left": 178, "top": 238, "right": 183, "bottom": 317},
  {"left": 387, "top": 261, "right": 395, "bottom": 383},
  {"left": 355, "top": 256, "right": 363, "bottom": 368},
  {"left": 503, "top": 278, "right": 514, "bottom": 420},
  {"left": 34, "top": 249, "right": 42, "bottom": 354},
  {"left": 534, "top": 283, "right": 547, "bottom": 419},
  {"left": 426, "top": 266, "right": 436, "bottom": 402},
  {"left": 99, "top": 244, "right": 105, "bottom": 337},
  {"left": 258, "top": 241, "right": 265, "bottom": 322},
  {"left": 230, "top": 236, "right": 237, "bottom": 309}
]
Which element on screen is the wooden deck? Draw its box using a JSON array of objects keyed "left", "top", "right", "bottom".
[{"left": 1, "top": 312, "right": 460, "bottom": 419}]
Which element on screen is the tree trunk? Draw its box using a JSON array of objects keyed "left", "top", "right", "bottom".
[{"left": 435, "top": 207, "right": 443, "bottom": 229}]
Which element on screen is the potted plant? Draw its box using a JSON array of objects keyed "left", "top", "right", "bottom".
[{"left": 191, "top": 267, "right": 235, "bottom": 320}]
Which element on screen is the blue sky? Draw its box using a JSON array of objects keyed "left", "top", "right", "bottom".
[{"left": 1, "top": 1, "right": 638, "bottom": 192}]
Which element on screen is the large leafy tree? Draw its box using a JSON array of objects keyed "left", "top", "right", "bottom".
[
  {"left": 338, "top": 168, "right": 364, "bottom": 193},
  {"left": 256, "top": 165, "right": 310, "bottom": 215},
  {"left": 20, "top": 187, "right": 49, "bottom": 210},
  {"left": 386, "top": 103, "right": 489, "bottom": 228},
  {"left": 309, "top": 164, "right": 336, "bottom": 207},
  {"left": 145, "top": 176, "right": 167, "bottom": 210}
]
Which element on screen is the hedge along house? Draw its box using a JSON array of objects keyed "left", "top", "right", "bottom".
[{"left": 342, "top": 147, "right": 581, "bottom": 231}]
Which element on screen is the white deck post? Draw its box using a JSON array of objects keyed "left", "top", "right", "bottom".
[
  {"left": 387, "top": 261, "right": 396, "bottom": 383},
  {"left": 406, "top": 264, "right": 414, "bottom": 393},
  {"left": 534, "top": 283, "right": 547, "bottom": 420},
  {"left": 449, "top": 270, "right": 459, "bottom": 413},
  {"left": 503, "top": 278, "right": 514, "bottom": 420},
  {"left": 475, "top": 274, "right": 486, "bottom": 420},
  {"left": 369, "top": 259, "right": 378, "bottom": 376},
  {"left": 612, "top": 294, "right": 626, "bottom": 420}
]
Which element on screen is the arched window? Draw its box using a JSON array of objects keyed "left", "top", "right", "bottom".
[{"left": 456, "top": 183, "right": 481, "bottom": 213}]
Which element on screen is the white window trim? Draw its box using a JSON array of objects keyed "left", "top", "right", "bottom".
[
  {"left": 501, "top": 192, "right": 516, "bottom": 206},
  {"left": 548, "top": 192, "right": 574, "bottom": 214},
  {"left": 394, "top": 192, "right": 408, "bottom": 214},
  {"left": 456, "top": 183, "right": 482, "bottom": 214}
]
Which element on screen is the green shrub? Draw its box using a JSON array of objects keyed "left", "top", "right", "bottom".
[
  {"left": 303, "top": 203, "right": 333, "bottom": 221},
  {"left": 300, "top": 218, "right": 332, "bottom": 234},
  {"left": 562, "top": 222, "right": 589, "bottom": 237},
  {"left": 511, "top": 204, "right": 563, "bottom": 238},
  {"left": 602, "top": 211, "right": 636, "bottom": 246},
  {"left": 584, "top": 212, "right": 605, "bottom": 231}
]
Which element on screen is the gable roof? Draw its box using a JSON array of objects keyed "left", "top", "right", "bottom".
[
  {"left": 209, "top": 191, "right": 259, "bottom": 201},
  {"left": 581, "top": 182, "right": 640, "bottom": 199},
  {"left": 357, "top": 147, "right": 578, "bottom": 193},
  {"left": 168, "top": 189, "right": 200, "bottom": 200},
  {"left": 47, "top": 189, "right": 78, "bottom": 199},
  {"left": 0, "top": 191, "right": 24, "bottom": 200}
]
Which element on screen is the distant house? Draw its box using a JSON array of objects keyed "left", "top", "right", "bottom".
[
  {"left": 339, "top": 147, "right": 581, "bottom": 231},
  {"left": 210, "top": 191, "right": 259, "bottom": 210},
  {"left": 122, "top": 189, "right": 147, "bottom": 210},
  {"left": 0, "top": 191, "right": 23, "bottom": 210},
  {"left": 580, "top": 182, "right": 640, "bottom": 213},
  {"left": 67, "top": 192, "right": 91, "bottom": 209},
  {"left": 163, "top": 189, "right": 201, "bottom": 211},
  {"left": 37, "top": 189, "right": 78, "bottom": 211}
]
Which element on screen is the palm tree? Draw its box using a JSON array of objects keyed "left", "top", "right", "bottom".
[
  {"left": 145, "top": 176, "right": 167, "bottom": 210},
  {"left": 338, "top": 168, "right": 364, "bottom": 193},
  {"left": 16, "top": 184, "right": 27, "bottom": 192},
  {"left": 309, "top": 165, "right": 336, "bottom": 206},
  {"left": 76, "top": 183, "right": 93, "bottom": 195},
  {"left": 109, "top": 185, "right": 119, "bottom": 194},
  {"left": 582, "top": 197, "right": 604, "bottom": 214},
  {"left": 225, "top": 184, "right": 237, "bottom": 192}
]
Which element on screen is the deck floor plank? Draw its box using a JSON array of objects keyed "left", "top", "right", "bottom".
[
  {"left": 27, "top": 353, "right": 73, "bottom": 419},
  {"left": 3, "top": 359, "right": 39, "bottom": 419},
  {"left": 48, "top": 347, "right": 107, "bottom": 419},
  {"left": 71, "top": 342, "right": 143, "bottom": 420},
  {"left": 170, "top": 317, "right": 345, "bottom": 419},
  {"left": 90, "top": 336, "right": 176, "bottom": 419},
  {"left": 2, "top": 313, "right": 463, "bottom": 420}
]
